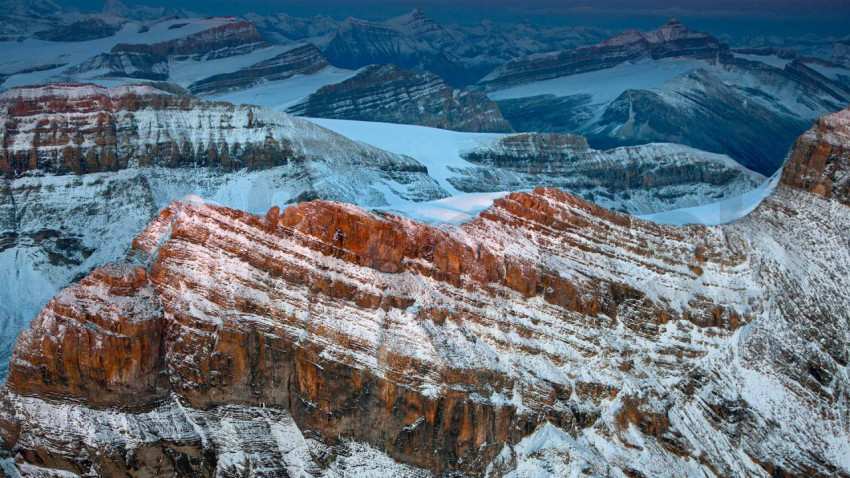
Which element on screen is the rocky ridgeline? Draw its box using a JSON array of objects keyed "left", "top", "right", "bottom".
[
  {"left": 66, "top": 19, "right": 270, "bottom": 81},
  {"left": 287, "top": 64, "right": 514, "bottom": 133},
  {"left": 0, "top": 83, "right": 446, "bottom": 378},
  {"left": 0, "top": 83, "right": 434, "bottom": 179},
  {"left": 112, "top": 19, "right": 268, "bottom": 61},
  {"left": 479, "top": 19, "right": 726, "bottom": 91},
  {"left": 482, "top": 20, "right": 850, "bottom": 175},
  {"left": 1, "top": 109, "right": 848, "bottom": 477},
  {"left": 453, "top": 132, "right": 765, "bottom": 213},
  {"left": 188, "top": 43, "right": 331, "bottom": 95}
]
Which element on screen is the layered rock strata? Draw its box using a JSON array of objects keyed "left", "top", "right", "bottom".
[
  {"left": 1, "top": 109, "right": 849, "bottom": 477},
  {"left": 287, "top": 64, "right": 514, "bottom": 133}
]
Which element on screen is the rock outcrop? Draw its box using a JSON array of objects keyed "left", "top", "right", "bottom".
[
  {"left": 188, "top": 43, "right": 331, "bottom": 95},
  {"left": 453, "top": 132, "right": 765, "bottom": 212},
  {"left": 111, "top": 19, "right": 268, "bottom": 61},
  {"left": 0, "top": 83, "right": 446, "bottom": 377},
  {"left": 479, "top": 19, "right": 726, "bottom": 91},
  {"left": 287, "top": 64, "right": 514, "bottom": 133},
  {"left": 1, "top": 109, "right": 848, "bottom": 477},
  {"left": 782, "top": 106, "right": 850, "bottom": 204}
]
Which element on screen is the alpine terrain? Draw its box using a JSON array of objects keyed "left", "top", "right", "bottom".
[{"left": 0, "top": 1, "right": 847, "bottom": 477}]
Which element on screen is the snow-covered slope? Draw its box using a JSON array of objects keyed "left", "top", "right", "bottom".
[
  {"left": 0, "top": 83, "right": 445, "bottom": 375},
  {"left": 307, "top": 118, "right": 765, "bottom": 214},
  {"left": 287, "top": 64, "right": 514, "bottom": 133},
  {"left": 1, "top": 107, "right": 848, "bottom": 477},
  {"left": 482, "top": 20, "right": 850, "bottom": 174}
]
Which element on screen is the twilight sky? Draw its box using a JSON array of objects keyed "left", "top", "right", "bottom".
[{"left": 63, "top": 0, "right": 850, "bottom": 43}]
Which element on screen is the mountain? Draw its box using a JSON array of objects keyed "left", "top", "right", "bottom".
[
  {"left": 450, "top": 132, "right": 764, "bottom": 212},
  {"left": 0, "top": 107, "right": 848, "bottom": 477},
  {"left": 244, "top": 11, "right": 339, "bottom": 44},
  {"left": 0, "top": 83, "right": 446, "bottom": 375},
  {"left": 315, "top": 9, "right": 608, "bottom": 87},
  {"left": 481, "top": 19, "right": 850, "bottom": 175},
  {"left": 479, "top": 19, "right": 726, "bottom": 91},
  {"left": 321, "top": 9, "right": 482, "bottom": 87},
  {"left": 110, "top": 19, "right": 268, "bottom": 61},
  {"left": 32, "top": 14, "right": 127, "bottom": 42},
  {"left": 187, "top": 43, "right": 331, "bottom": 95},
  {"left": 306, "top": 118, "right": 766, "bottom": 216},
  {"left": 286, "top": 64, "right": 514, "bottom": 133},
  {"left": 101, "top": 0, "right": 194, "bottom": 21},
  {"left": 0, "top": 0, "right": 65, "bottom": 41}
]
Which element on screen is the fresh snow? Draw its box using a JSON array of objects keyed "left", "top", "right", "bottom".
[
  {"left": 638, "top": 168, "right": 782, "bottom": 225},
  {"left": 210, "top": 66, "right": 359, "bottom": 110},
  {"left": 378, "top": 191, "right": 513, "bottom": 225},
  {"left": 0, "top": 17, "right": 239, "bottom": 89},
  {"left": 487, "top": 58, "right": 707, "bottom": 102},
  {"left": 305, "top": 117, "right": 507, "bottom": 195}
]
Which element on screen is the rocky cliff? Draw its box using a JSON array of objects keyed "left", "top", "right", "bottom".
[
  {"left": 64, "top": 19, "right": 270, "bottom": 81},
  {"left": 188, "top": 43, "right": 331, "bottom": 95},
  {"left": 0, "top": 83, "right": 436, "bottom": 180},
  {"left": 1, "top": 109, "right": 848, "bottom": 477},
  {"left": 0, "top": 83, "right": 446, "bottom": 377},
  {"left": 452, "top": 132, "right": 765, "bottom": 212},
  {"left": 111, "top": 19, "right": 268, "bottom": 61},
  {"left": 287, "top": 65, "right": 514, "bottom": 133},
  {"left": 479, "top": 19, "right": 726, "bottom": 91},
  {"left": 480, "top": 20, "right": 850, "bottom": 175}
]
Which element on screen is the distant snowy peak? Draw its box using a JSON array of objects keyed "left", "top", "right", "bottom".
[
  {"left": 111, "top": 19, "right": 269, "bottom": 61},
  {"left": 101, "top": 0, "right": 195, "bottom": 21},
  {"left": 479, "top": 18, "right": 726, "bottom": 91},
  {"left": 287, "top": 64, "right": 514, "bottom": 133},
  {"left": 599, "top": 20, "right": 712, "bottom": 47},
  {"left": 0, "top": 82, "right": 443, "bottom": 202}
]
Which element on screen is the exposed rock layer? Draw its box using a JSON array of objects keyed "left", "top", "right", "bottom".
[
  {"left": 287, "top": 64, "right": 514, "bottom": 133},
  {"left": 1, "top": 109, "right": 849, "bottom": 477}
]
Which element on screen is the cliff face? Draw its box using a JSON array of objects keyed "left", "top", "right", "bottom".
[
  {"left": 781, "top": 107, "right": 850, "bottom": 204},
  {"left": 188, "top": 43, "right": 331, "bottom": 95},
  {"left": 111, "top": 20, "right": 268, "bottom": 61},
  {"left": 287, "top": 64, "right": 514, "bottom": 133},
  {"left": 1, "top": 110, "right": 848, "bottom": 477},
  {"left": 0, "top": 83, "right": 446, "bottom": 379},
  {"left": 479, "top": 19, "right": 726, "bottom": 91},
  {"left": 0, "top": 83, "right": 437, "bottom": 180},
  {"left": 451, "top": 132, "right": 765, "bottom": 214}
]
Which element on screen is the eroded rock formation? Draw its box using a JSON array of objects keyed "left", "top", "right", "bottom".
[{"left": 1, "top": 109, "right": 848, "bottom": 476}]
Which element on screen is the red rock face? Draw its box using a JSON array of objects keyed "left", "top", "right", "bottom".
[
  {"left": 0, "top": 189, "right": 771, "bottom": 474},
  {"left": 1, "top": 110, "right": 849, "bottom": 476},
  {"left": 781, "top": 107, "right": 850, "bottom": 204},
  {"left": 0, "top": 83, "right": 299, "bottom": 175}
]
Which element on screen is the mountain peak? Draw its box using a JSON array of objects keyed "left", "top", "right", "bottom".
[
  {"left": 386, "top": 7, "right": 432, "bottom": 26},
  {"left": 101, "top": 0, "right": 128, "bottom": 15},
  {"left": 647, "top": 17, "right": 712, "bottom": 43}
]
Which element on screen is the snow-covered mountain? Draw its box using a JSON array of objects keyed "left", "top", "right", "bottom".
[
  {"left": 287, "top": 64, "right": 514, "bottom": 133},
  {"left": 0, "top": 83, "right": 446, "bottom": 374},
  {"left": 0, "top": 0, "right": 65, "bottom": 41},
  {"left": 482, "top": 19, "right": 850, "bottom": 175},
  {"left": 0, "top": 106, "right": 847, "bottom": 477},
  {"left": 265, "top": 8, "right": 609, "bottom": 87},
  {"left": 0, "top": 83, "right": 765, "bottom": 377}
]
